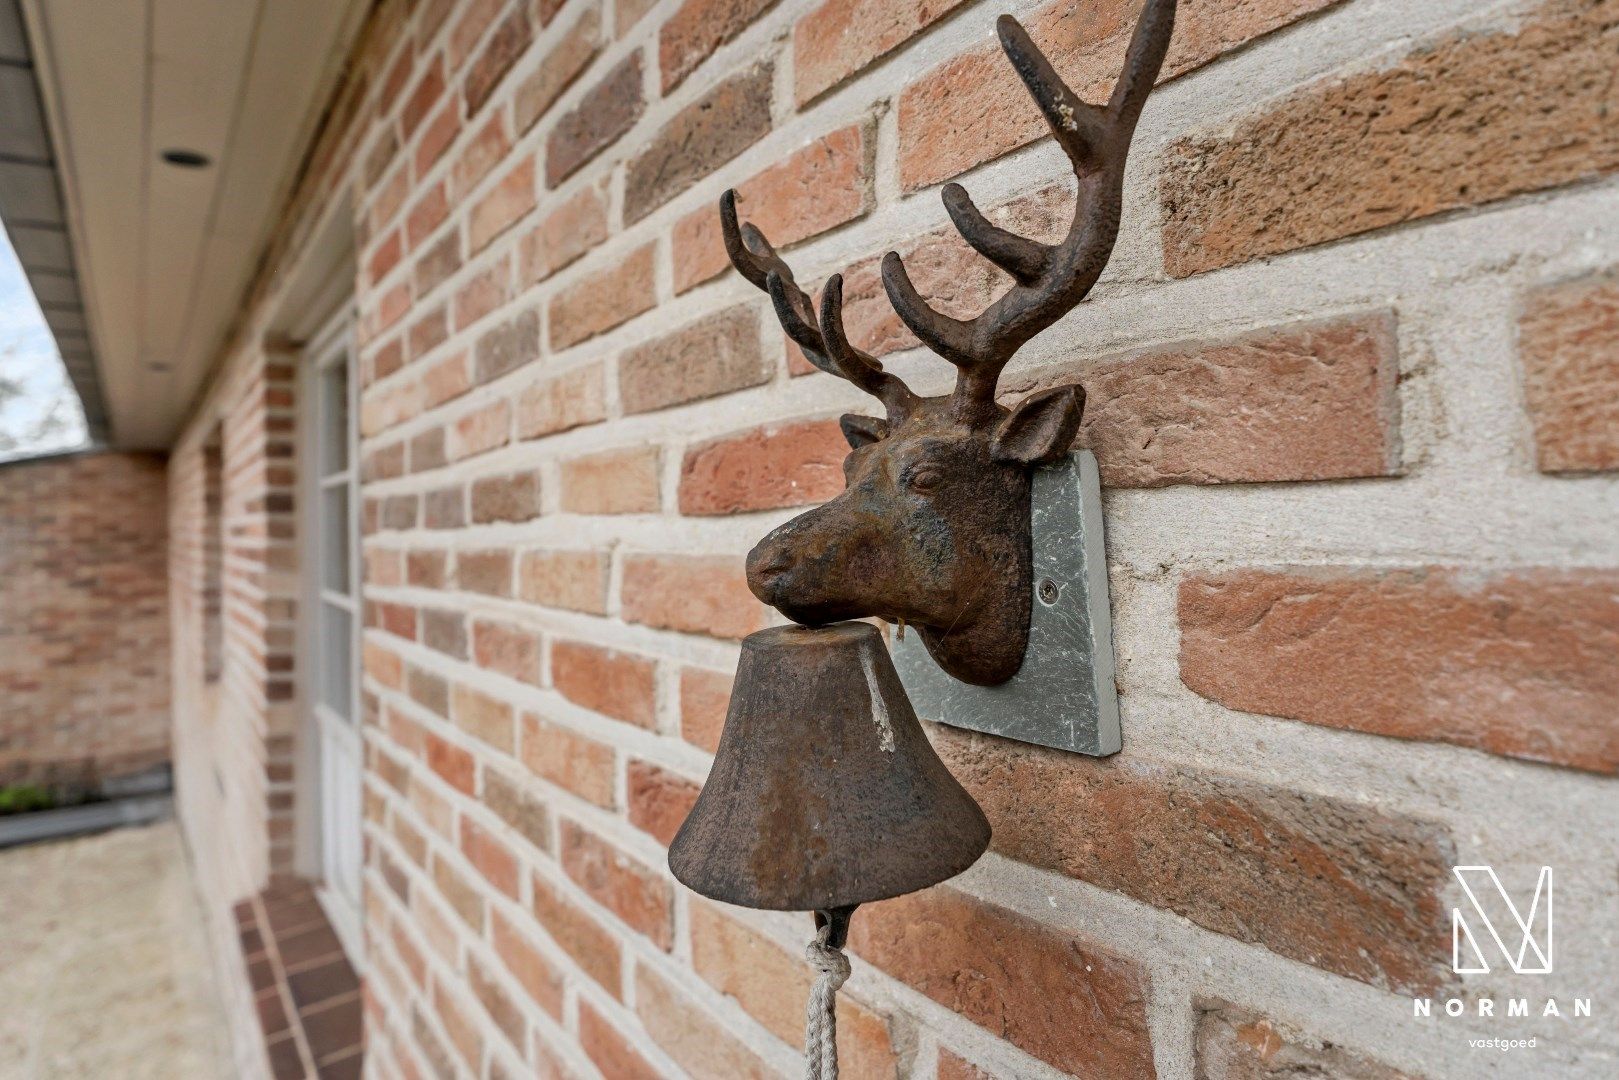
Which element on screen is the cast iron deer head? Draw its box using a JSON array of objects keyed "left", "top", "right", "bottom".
[{"left": 737, "top": 0, "right": 1175, "bottom": 686}]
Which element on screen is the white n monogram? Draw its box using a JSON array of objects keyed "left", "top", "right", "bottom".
[{"left": 1452, "top": 866, "right": 1553, "bottom": 975}]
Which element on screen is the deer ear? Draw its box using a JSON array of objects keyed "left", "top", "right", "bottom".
[
  {"left": 840, "top": 413, "right": 889, "bottom": 449},
  {"left": 991, "top": 385, "right": 1084, "bottom": 465}
]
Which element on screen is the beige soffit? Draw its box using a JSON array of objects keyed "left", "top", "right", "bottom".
[{"left": 17, "top": 0, "right": 370, "bottom": 449}]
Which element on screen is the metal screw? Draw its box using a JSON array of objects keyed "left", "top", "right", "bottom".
[{"left": 1037, "top": 578, "right": 1060, "bottom": 605}]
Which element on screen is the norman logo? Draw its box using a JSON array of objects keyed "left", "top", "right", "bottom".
[{"left": 1452, "top": 866, "right": 1553, "bottom": 975}]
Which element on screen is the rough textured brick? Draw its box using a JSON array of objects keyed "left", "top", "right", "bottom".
[
  {"left": 579, "top": 1000, "right": 658, "bottom": 1080},
  {"left": 516, "top": 8, "right": 600, "bottom": 133},
  {"left": 448, "top": 0, "right": 503, "bottom": 70},
  {"left": 673, "top": 124, "right": 869, "bottom": 291},
  {"left": 519, "top": 183, "right": 608, "bottom": 286},
  {"left": 407, "top": 306, "right": 450, "bottom": 361},
  {"left": 515, "top": 364, "right": 608, "bottom": 439},
  {"left": 794, "top": 0, "right": 966, "bottom": 104},
  {"left": 560, "top": 447, "right": 661, "bottom": 514},
  {"left": 402, "top": 55, "right": 446, "bottom": 139},
  {"left": 470, "top": 471, "right": 541, "bottom": 523},
  {"left": 1195, "top": 1001, "right": 1417, "bottom": 1080},
  {"left": 551, "top": 640, "right": 657, "bottom": 728},
  {"left": 546, "top": 54, "right": 644, "bottom": 186},
  {"left": 659, "top": 0, "right": 773, "bottom": 94},
  {"left": 1162, "top": 0, "right": 1619, "bottom": 276},
  {"left": 455, "top": 549, "right": 513, "bottom": 596},
  {"left": 474, "top": 309, "right": 539, "bottom": 384},
  {"left": 483, "top": 768, "right": 551, "bottom": 852},
  {"left": 531, "top": 874, "right": 622, "bottom": 995},
  {"left": 549, "top": 245, "right": 656, "bottom": 349},
  {"left": 691, "top": 903, "right": 898, "bottom": 1078},
  {"left": 1005, "top": 313, "right": 1402, "bottom": 487},
  {"left": 936, "top": 1052, "right": 992, "bottom": 1080},
  {"left": 491, "top": 910, "right": 564, "bottom": 1016},
  {"left": 1180, "top": 567, "right": 1619, "bottom": 775},
  {"left": 468, "top": 156, "right": 536, "bottom": 254},
  {"left": 624, "top": 63, "right": 773, "bottom": 224},
  {"left": 409, "top": 427, "right": 446, "bottom": 473},
  {"left": 407, "top": 550, "right": 448, "bottom": 589},
  {"left": 679, "top": 667, "right": 730, "bottom": 752},
  {"left": 900, "top": 0, "right": 1337, "bottom": 191},
  {"left": 447, "top": 399, "right": 510, "bottom": 461},
  {"left": 634, "top": 964, "right": 774, "bottom": 1079},
  {"left": 407, "top": 183, "right": 450, "bottom": 249},
  {"left": 452, "top": 113, "right": 512, "bottom": 202},
  {"left": 432, "top": 852, "right": 487, "bottom": 931},
  {"left": 450, "top": 682, "right": 515, "bottom": 753},
  {"left": 424, "top": 733, "right": 475, "bottom": 794},
  {"left": 520, "top": 714, "right": 616, "bottom": 807},
  {"left": 680, "top": 417, "right": 845, "bottom": 515},
  {"left": 621, "top": 554, "right": 765, "bottom": 639},
  {"left": 934, "top": 726, "right": 1456, "bottom": 994},
  {"left": 368, "top": 230, "right": 404, "bottom": 287},
  {"left": 464, "top": 6, "right": 531, "bottom": 115},
  {"left": 470, "top": 618, "right": 542, "bottom": 685},
  {"left": 619, "top": 305, "right": 768, "bottom": 414},
  {"left": 424, "top": 486, "right": 465, "bottom": 530},
  {"left": 421, "top": 607, "right": 468, "bottom": 659},
  {"left": 415, "top": 101, "right": 460, "bottom": 177},
  {"left": 559, "top": 821, "right": 673, "bottom": 948},
  {"left": 517, "top": 549, "right": 609, "bottom": 615},
  {"left": 422, "top": 351, "right": 471, "bottom": 407},
  {"left": 453, "top": 257, "right": 511, "bottom": 330},
  {"left": 626, "top": 760, "right": 699, "bottom": 845},
  {"left": 850, "top": 886, "right": 1152, "bottom": 1077},
  {"left": 460, "top": 817, "right": 520, "bottom": 897},
  {"left": 1518, "top": 273, "right": 1619, "bottom": 473}
]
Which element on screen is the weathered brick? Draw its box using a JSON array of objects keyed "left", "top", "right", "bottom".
[
  {"left": 680, "top": 418, "right": 845, "bottom": 515},
  {"left": 674, "top": 124, "right": 869, "bottom": 292},
  {"left": 401, "top": 55, "right": 446, "bottom": 139},
  {"left": 559, "top": 820, "right": 673, "bottom": 948},
  {"left": 1162, "top": 0, "right": 1619, "bottom": 276},
  {"left": 850, "top": 886, "right": 1152, "bottom": 1077},
  {"left": 549, "top": 244, "right": 656, "bottom": 349},
  {"left": 626, "top": 760, "right": 699, "bottom": 845},
  {"left": 515, "top": 364, "right": 608, "bottom": 439},
  {"left": 451, "top": 682, "right": 515, "bottom": 753},
  {"left": 365, "top": 441, "right": 407, "bottom": 482},
  {"left": 578, "top": 1000, "right": 658, "bottom": 1080},
  {"left": 448, "top": 0, "right": 503, "bottom": 70},
  {"left": 551, "top": 640, "right": 656, "bottom": 728},
  {"left": 460, "top": 816, "right": 520, "bottom": 897},
  {"left": 484, "top": 768, "right": 552, "bottom": 853},
  {"left": 455, "top": 549, "right": 513, "bottom": 596},
  {"left": 407, "top": 183, "right": 450, "bottom": 249},
  {"left": 474, "top": 309, "right": 540, "bottom": 384},
  {"left": 934, "top": 725, "right": 1456, "bottom": 994},
  {"left": 470, "top": 471, "right": 541, "bottom": 523},
  {"left": 464, "top": 6, "right": 531, "bottom": 116},
  {"left": 517, "top": 549, "right": 609, "bottom": 614},
  {"left": 531, "top": 874, "right": 622, "bottom": 995},
  {"left": 408, "top": 666, "right": 449, "bottom": 716},
  {"left": 658, "top": 0, "right": 772, "bottom": 94},
  {"left": 424, "top": 485, "right": 466, "bottom": 529},
  {"left": 936, "top": 1052, "right": 991, "bottom": 1080},
  {"left": 424, "top": 732, "right": 475, "bottom": 794},
  {"left": 471, "top": 618, "right": 542, "bottom": 685},
  {"left": 431, "top": 852, "right": 486, "bottom": 930},
  {"left": 380, "top": 600, "right": 419, "bottom": 639},
  {"left": 468, "top": 954, "right": 526, "bottom": 1051},
  {"left": 519, "top": 183, "right": 608, "bottom": 287},
  {"left": 468, "top": 156, "right": 536, "bottom": 254},
  {"left": 560, "top": 447, "right": 661, "bottom": 514},
  {"left": 447, "top": 399, "right": 511, "bottom": 461},
  {"left": 414, "top": 100, "right": 460, "bottom": 177},
  {"left": 621, "top": 554, "right": 764, "bottom": 639},
  {"left": 679, "top": 666, "right": 730, "bottom": 752},
  {"left": 520, "top": 714, "right": 616, "bottom": 807},
  {"left": 452, "top": 112, "right": 512, "bottom": 202},
  {"left": 422, "top": 351, "right": 471, "bottom": 407},
  {"left": 491, "top": 909, "right": 564, "bottom": 1016},
  {"left": 901, "top": 0, "right": 1336, "bottom": 191},
  {"left": 1195, "top": 1001, "right": 1417, "bottom": 1080},
  {"left": 407, "top": 549, "right": 448, "bottom": 589},
  {"left": 691, "top": 903, "right": 898, "bottom": 1078},
  {"left": 1180, "top": 567, "right": 1619, "bottom": 774},
  {"left": 409, "top": 427, "right": 446, "bottom": 474},
  {"left": 619, "top": 304, "right": 768, "bottom": 414},
  {"left": 546, "top": 53, "right": 644, "bottom": 186},
  {"left": 1518, "top": 273, "right": 1619, "bottom": 474},
  {"left": 1005, "top": 313, "right": 1402, "bottom": 487},
  {"left": 793, "top": 0, "right": 965, "bottom": 104},
  {"left": 624, "top": 63, "right": 773, "bottom": 224},
  {"left": 407, "top": 306, "right": 450, "bottom": 360},
  {"left": 453, "top": 257, "right": 511, "bottom": 330},
  {"left": 421, "top": 607, "right": 468, "bottom": 659},
  {"left": 516, "top": 8, "right": 601, "bottom": 133},
  {"left": 368, "top": 229, "right": 404, "bottom": 286},
  {"left": 635, "top": 964, "right": 774, "bottom": 1078}
]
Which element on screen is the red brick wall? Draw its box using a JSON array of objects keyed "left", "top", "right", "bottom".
[
  {"left": 171, "top": 0, "right": 1619, "bottom": 1077},
  {"left": 0, "top": 451, "right": 170, "bottom": 786}
]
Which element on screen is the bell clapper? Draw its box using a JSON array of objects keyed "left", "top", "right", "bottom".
[{"left": 805, "top": 906, "right": 857, "bottom": 1080}]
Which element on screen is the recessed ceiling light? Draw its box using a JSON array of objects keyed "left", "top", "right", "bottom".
[{"left": 161, "top": 149, "right": 211, "bottom": 168}]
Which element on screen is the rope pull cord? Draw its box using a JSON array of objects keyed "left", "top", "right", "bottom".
[{"left": 804, "top": 905, "right": 857, "bottom": 1080}]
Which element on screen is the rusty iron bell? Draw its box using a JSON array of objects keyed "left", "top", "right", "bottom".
[{"left": 668, "top": 621, "right": 991, "bottom": 912}]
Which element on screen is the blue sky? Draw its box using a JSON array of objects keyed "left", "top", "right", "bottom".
[{"left": 0, "top": 224, "right": 87, "bottom": 461}]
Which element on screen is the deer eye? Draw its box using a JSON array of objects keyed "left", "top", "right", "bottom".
[{"left": 907, "top": 467, "right": 944, "bottom": 493}]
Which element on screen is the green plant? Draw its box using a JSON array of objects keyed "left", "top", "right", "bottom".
[{"left": 0, "top": 785, "right": 56, "bottom": 815}]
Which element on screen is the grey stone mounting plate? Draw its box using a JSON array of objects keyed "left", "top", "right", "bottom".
[{"left": 893, "top": 450, "right": 1119, "bottom": 756}]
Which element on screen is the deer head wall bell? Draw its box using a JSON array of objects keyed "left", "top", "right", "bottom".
[{"left": 733, "top": 0, "right": 1175, "bottom": 686}]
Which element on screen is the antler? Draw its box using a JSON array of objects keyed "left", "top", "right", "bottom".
[
  {"left": 882, "top": 0, "right": 1177, "bottom": 424},
  {"left": 719, "top": 190, "right": 918, "bottom": 422}
]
